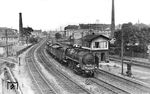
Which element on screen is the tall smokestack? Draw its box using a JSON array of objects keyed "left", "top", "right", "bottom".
[
  {"left": 111, "top": 0, "right": 115, "bottom": 38},
  {"left": 19, "top": 12, "right": 23, "bottom": 41}
]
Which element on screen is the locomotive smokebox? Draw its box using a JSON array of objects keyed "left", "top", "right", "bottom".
[{"left": 82, "top": 54, "right": 95, "bottom": 64}]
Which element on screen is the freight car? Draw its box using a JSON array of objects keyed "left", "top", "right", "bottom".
[{"left": 46, "top": 42, "right": 99, "bottom": 77}]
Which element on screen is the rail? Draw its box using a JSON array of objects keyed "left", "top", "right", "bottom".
[
  {"left": 97, "top": 68, "right": 150, "bottom": 93},
  {"left": 37, "top": 40, "right": 92, "bottom": 94},
  {"left": 109, "top": 55, "right": 150, "bottom": 68},
  {"left": 25, "top": 39, "right": 57, "bottom": 94}
]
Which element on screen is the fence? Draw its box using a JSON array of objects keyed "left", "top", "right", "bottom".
[{"left": 16, "top": 45, "right": 33, "bottom": 56}]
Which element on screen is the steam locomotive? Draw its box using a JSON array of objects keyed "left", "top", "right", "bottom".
[{"left": 46, "top": 41, "right": 99, "bottom": 77}]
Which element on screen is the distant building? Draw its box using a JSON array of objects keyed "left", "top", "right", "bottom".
[
  {"left": 0, "top": 27, "right": 18, "bottom": 57},
  {"left": 0, "top": 43, "right": 14, "bottom": 57},
  {"left": 0, "top": 27, "right": 18, "bottom": 43},
  {"left": 64, "top": 25, "right": 79, "bottom": 37},
  {"left": 79, "top": 24, "right": 111, "bottom": 37},
  {"left": 31, "top": 30, "right": 42, "bottom": 37},
  {"left": 64, "top": 24, "right": 111, "bottom": 40}
]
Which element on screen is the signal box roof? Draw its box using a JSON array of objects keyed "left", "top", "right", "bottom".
[
  {"left": 51, "top": 44, "right": 62, "bottom": 48},
  {"left": 81, "top": 34, "right": 110, "bottom": 42}
]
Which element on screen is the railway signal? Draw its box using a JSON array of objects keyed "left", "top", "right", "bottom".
[
  {"left": 7, "top": 81, "right": 18, "bottom": 90},
  {"left": 18, "top": 57, "right": 21, "bottom": 66},
  {"left": 121, "top": 29, "right": 124, "bottom": 75},
  {"left": 126, "top": 63, "right": 132, "bottom": 77},
  {"left": 147, "top": 45, "right": 150, "bottom": 61}
]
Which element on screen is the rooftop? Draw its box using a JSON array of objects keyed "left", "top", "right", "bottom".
[
  {"left": 33, "top": 30, "right": 42, "bottom": 33},
  {"left": 81, "top": 34, "right": 110, "bottom": 42}
]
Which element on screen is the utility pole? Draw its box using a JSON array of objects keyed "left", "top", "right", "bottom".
[
  {"left": 72, "top": 30, "right": 74, "bottom": 45},
  {"left": 5, "top": 29, "right": 8, "bottom": 57},
  {"left": 121, "top": 29, "right": 124, "bottom": 75},
  {"left": 81, "top": 32, "right": 83, "bottom": 46}
]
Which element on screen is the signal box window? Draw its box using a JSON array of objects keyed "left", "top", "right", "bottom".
[
  {"left": 99, "top": 41, "right": 107, "bottom": 48},
  {"left": 95, "top": 42, "right": 99, "bottom": 48}
]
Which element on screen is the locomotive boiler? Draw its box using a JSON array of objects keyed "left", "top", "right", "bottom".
[{"left": 65, "top": 47, "right": 99, "bottom": 76}]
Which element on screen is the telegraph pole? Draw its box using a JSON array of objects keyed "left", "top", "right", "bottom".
[
  {"left": 81, "top": 32, "right": 83, "bottom": 46},
  {"left": 121, "top": 29, "right": 124, "bottom": 75},
  {"left": 5, "top": 29, "right": 8, "bottom": 57},
  {"left": 72, "top": 30, "right": 74, "bottom": 45}
]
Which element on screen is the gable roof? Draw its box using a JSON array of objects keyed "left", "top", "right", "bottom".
[
  {"left": 64, "top": 25, "right": 79, "bottom": 30},
  {"left": 81, "top": 34, "right": 110, "bottom": 42}
]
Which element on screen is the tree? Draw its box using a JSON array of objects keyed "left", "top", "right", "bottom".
[
  {"left": 29, "top": 36, "right": 38, "bottom": 44},
  {"left": 22, "top": 27, "right": 33, "bottom": 44},
  {"left": 22, "top": 27, "right": 33, "bottom": 37},
  {"left": 55, "top": 32, "right": 62, "bottom": 39},
  {"left": 114, "top": 23, "right": 139, "bottom": 46},
  {"left": 114, "top": 22, "right": 150, "bottom": 55}
]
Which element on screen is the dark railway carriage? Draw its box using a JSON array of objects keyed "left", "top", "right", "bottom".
[
  {"left": 46, "top": 41, "right": 52, "bottom": 54},
  {"left": 54, "top": 46, "right": 66, "bottom": 63},
  {"left": 50, "top": 44, "right": 61, "bottom": 58}
]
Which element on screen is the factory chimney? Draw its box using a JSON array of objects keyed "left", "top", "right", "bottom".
[
  {"left": 110, "top": 0, "right": 115, "bottom": 38},
  {"left": 19, "top": 12, "right": 23, "bottom": 41}
]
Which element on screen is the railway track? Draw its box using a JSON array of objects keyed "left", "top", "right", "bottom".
[
  {"left": 43, "top": 49, "right": 133, "bottom": 94},
  {"left": 36, "top": 42, "right": 92, "bottom": 94},
  {"left": 45, "top": 40, "right": 133, "bottom": 93},
  {"left": 87, "top": 78, "right": 130, "bottom": 94},
  {"left": 45, "top": 39, "right": 150, "bottom": 93},
  {"left": 25, "top": 40, "right": 57, "bottom": 94},
  {"left": 109, "top": 55, "right": 150, "bottom": 68},
  {"left": 96, "top": 68, "right": 150, "bottom": 94}
]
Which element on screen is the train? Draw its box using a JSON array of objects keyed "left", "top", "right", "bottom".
[{"left": 46, "top": 40, "right": 99, "bottom": 77}]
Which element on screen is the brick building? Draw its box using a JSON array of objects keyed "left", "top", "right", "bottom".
[{"left": 64, "top": 24, "right": 111, "bottom": 40}]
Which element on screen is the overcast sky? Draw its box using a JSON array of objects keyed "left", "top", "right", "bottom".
[{"left": 0, "top": 0, "right": 150, "bottom": 30}]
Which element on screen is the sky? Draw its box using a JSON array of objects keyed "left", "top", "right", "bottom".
[{"left": 0, "top": 0, "right": 150, "bottom": 31}]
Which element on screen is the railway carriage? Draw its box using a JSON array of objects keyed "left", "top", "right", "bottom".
[
  {"left": 50, "top": 44, "right": 61, "bottom": 58},
  {"left": 46, "top": 41, "right": 52, "bottom": 54}
]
